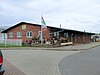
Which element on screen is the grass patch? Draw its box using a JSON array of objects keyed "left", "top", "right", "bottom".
[{"left": 0, "top": 43, "right": 22, "bottom": 48}]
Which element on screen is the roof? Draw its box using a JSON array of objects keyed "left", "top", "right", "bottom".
[
  {"left": 1, "top": 22, "right": 95, "bottom": 35},
  {"left": 1, "top": 22, "right": 41, "bottom": 33}
]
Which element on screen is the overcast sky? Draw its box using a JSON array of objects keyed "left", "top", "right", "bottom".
[{"left": 0, "top": 0, "right": 100, "bottom": 33}]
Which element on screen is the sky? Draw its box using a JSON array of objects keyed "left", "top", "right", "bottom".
[{"left": 0, "top": 0, "right": 100, "bottom": 33}]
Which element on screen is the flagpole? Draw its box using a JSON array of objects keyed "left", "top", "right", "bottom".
[
  {"left": 41, "top": 15, "right": 43, "bottom": 47},
  {"left": 41, "top": 25, "right": 43, "bottom": 47},
  {"left": 41, "top": 15, "right": 47, "bottom": 47}
]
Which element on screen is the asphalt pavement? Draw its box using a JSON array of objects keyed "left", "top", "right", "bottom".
[
  {"left": 2, "top": 42, "right": 100, "bottom": 75},
  {"left": 2, "top": 50, "right": 78, "bottom": 75},
  {"left": 58, "top": 46, "right": 100, "bottom": 75}
]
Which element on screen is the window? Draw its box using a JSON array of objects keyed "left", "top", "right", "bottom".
[
  {"left": 64, "top": 32, "right": 68, "bottom": 38},
  {"left": 17, "top": 32, "right": 22, "bottom": 38},
  {"left": 57, "top": 32, "right": 59, "bottom": 36},
  {"left": 26, "top": 31, "right": 32, "bottom": 38},
  {"left": 54, "top": 32, "right": 57, "bottom": 36},
  {"left": 54, "top": 32, "right": 59, "bottom": 36},
  {"left": 38, "top": 31, "right": 41, "bottom": 38},
  {"left": 9, "top": 32, "right": 13, "bottom": 38}
]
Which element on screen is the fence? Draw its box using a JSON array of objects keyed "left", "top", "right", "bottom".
[{"left": 0, "top": 39, "right": 22, "bottom": 46}]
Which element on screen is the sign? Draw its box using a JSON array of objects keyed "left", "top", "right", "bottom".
[{"left": 22, "top": 25, "right": 26, "bottom": 30}]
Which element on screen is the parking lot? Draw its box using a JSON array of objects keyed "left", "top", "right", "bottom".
[{"left": 2, "top": 50, "right": 78, "bottom": 75}]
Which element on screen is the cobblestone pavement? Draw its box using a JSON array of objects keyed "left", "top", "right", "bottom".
[{"left": 3, "top": 59, "right": 25, "bottom": 75}]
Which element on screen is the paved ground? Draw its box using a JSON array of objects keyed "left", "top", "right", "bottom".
[
  {"left": 58, "top": 46, "right": 100, "bottom": 75},
  {"left": 2, "top": 50, "right": 79, "bottom": 75},
  {"left": 1, "top": 42, "right": 100, "bottom": 75},
  {"left": 3, "top": 59, "right": 25, "bottom": 75}
]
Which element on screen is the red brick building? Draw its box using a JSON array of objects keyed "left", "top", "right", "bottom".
[{"left": 2, "top": 22, "right": 94, "bottom": 44}]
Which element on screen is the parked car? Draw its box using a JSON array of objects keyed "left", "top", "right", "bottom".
[{"left": 0, "top": 50, "right": 5, "bottom": 75}]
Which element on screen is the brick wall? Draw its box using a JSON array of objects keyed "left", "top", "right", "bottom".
[
  {"left": 7, "top": 24, "right": 50, "bottom": 43},
  {"left": 6, "top": 22, "right": 92, "bottom": 44}
]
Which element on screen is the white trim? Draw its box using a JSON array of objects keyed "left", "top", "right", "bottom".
[
  {"left": 26, "top": 31, "right": 33, "bottom": 38},
  {"left": 17, "top": 32, "right": 22, "bottom": 38}
]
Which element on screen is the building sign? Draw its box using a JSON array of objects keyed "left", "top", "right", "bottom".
[{"left": 22, "top": 25, "right": 26, "bottom": 30}]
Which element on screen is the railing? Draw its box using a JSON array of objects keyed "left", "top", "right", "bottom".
[{"left": 0, "top": 39, "right": 22, "bottom": 46}]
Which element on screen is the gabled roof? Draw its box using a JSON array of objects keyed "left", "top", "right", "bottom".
[
  {"left": 1, "top": 22, "right": 95, "bottom": 35},
  {"left": 1, "top": 22, "right": 41, "bottom": 33}
]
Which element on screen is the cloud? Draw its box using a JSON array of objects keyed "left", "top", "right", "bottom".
[{"left": 0, "top": 0, "right": 100, "bottom": 33}]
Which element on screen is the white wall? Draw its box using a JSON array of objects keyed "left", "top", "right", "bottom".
[{"left": 0, "top": 33, "right": 7, "bottom": 40}]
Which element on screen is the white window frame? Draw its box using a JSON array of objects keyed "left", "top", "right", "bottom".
[
  {"left": 9, "top": 32, "right": 13, "bottom": 38},
  {"left": 17, "top": 32, "right": 22, "bottom": 38},
  {"left": 26, "top": 31, "right": 33, "bottom": 38},
  {"left": 54, "top": 32, "right": 57, "bottom": 36},
  {"left": 57, "top": 32, "right": 59, "bottom": 36}
]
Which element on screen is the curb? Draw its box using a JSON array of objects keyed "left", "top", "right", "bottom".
[
  {"left": 1, "top": 43, "right": 100, "bottom": 51},
  {"left": 0, "top": 46, "right": 98, "bottom": 51}
]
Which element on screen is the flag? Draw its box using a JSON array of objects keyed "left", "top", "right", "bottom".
[
  {"left": 40, "top": 15, "right": 48, "bottom": 46},
  {"left": 41, "top": 15, "right": 47, "bottom": 31}
]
